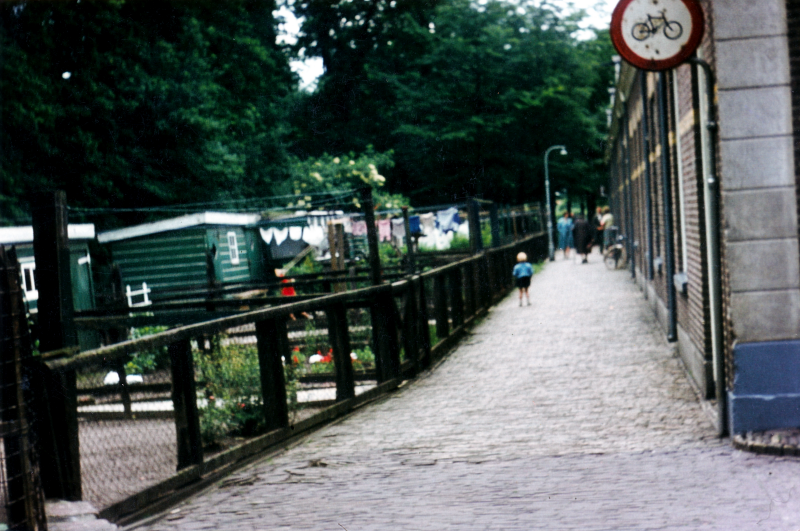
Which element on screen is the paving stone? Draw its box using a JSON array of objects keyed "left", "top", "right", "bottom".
[
  {"left": 140, "top": 252, "right": 800, "bottom": 530},
  {"left": 46, "top": 501, "right": 99, "bottom": 521}
]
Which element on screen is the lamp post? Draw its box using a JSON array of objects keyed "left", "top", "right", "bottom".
[{"left": 544, "top": 145, "right": 567, "bottom": 261}]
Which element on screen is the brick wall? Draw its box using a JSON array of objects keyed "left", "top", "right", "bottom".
[{"left": 609, "top": 54, "right": 714, "bottom": 395}]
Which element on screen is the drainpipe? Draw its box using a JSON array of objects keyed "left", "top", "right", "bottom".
[
  {"left": 658, "top": 72, "right": 677, "bottom": 343},
  {"left": 640, "top": 71, "right": 655, "bottom": 281},
  {"left": 689, "top": 57, "right": 728, "bottom": 437},
  {"left": 623, "top": 105, "right": 636, "bottom": 279}
]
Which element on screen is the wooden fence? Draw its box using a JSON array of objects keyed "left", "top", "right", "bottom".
[
  {"left": 3, "top": 191, "right": 545, "bottom": 525},
  {"left": 37, "top": 230, "right": 546, "bottom": 524}
]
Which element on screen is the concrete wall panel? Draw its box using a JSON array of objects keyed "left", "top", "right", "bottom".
[
  {"left": 719, "top": 136, "right": 795, "bottom": 191},
  {"left": 726, "top": 239, "right": 800, "bottom": 292},
  {"left": 716, "top": 36, "right": 791, "bottom": 89}
]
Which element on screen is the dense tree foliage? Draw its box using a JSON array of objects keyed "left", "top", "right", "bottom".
[
  {"left": 1, "top": 0, "right": 613, "bottom": 225},
  {"left": 1, "top": 0, "right": 293, "bottom": 223},
  {"left": 291, "top": 0, "right": 615, "bottom": 206}
]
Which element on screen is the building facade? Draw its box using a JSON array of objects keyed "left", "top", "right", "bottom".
[{"left": 607, "top": 0, "right": 800, "bottom": 434}]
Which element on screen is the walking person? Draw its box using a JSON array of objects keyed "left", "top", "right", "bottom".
[
  {"left": 512, "top": 252, "right": 533, "bottom": 307},
  {"left": 557, "top": 212, "right": 573, "bottom": 259},
  {"left": 600, "top": 206, "right": 615, "bottom": 250},
  {"left": 592, "top": 206, "right": 604, "bottom": 252},
  {"left": 572, "top": 214, "right": 593, "bottom": 264}
]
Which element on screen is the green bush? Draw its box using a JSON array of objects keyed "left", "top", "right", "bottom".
[
  {"left": 126, "top": 326, "right": 169, "bottom": 374},
  {"left": 351, "top": 346, "right": 374, "bottom": 371},
  {"left": 449, "top": 234, "right": 470, "bottom": 251},
  {"left": 379, "top": 242, "right": 404, "bottom": 267},
  {"left": 195, "top": 340, "right": 264, "bottom": 445}
]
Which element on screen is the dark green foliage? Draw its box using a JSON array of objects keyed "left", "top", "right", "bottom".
[
  {"left": 1, "top": 0, "right": 293, "bottom": 225},
  {"left": 126, "top": 326, "right": 170, "bottom": 374},
  {"left": 292, "top": 0, "right": 614, "bottom": 207},
  {"left": 2, "top": 0, "right": 614, "bottom": 225},
  {"left": 195, "top": 340, "right": 264, "bottom": 444}
]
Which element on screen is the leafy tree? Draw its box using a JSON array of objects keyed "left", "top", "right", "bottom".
[
  {"left": 288, "top": 0, "right": 441, "bottom": 158},
  {"left": 1, "top": 0, "right": 294, "bottom": 226},
  {"left": 291, "top": 0, "right": 614, "bottom": 207}
]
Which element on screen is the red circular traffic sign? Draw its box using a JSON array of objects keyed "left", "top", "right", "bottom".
[{"left": 610, "top": 0, "right": 705, "bottom": 71}]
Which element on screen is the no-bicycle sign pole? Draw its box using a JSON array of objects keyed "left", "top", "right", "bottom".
[{"left": 610, "top": 0, "right": 705, "bottom": 71}]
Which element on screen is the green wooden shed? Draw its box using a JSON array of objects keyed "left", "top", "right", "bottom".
[
  {"left": 0, "top": 223, "right": 99, "bottom": 349},
  {"left": 97, "top": 212, "right": 265, "bottom": 304},
  {"left": 0, "top": 224, "right": 97, "bottom": 314}
]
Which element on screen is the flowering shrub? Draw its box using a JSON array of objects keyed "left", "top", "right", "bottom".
[
  {"left": 283, "top": 147, "right": 408, "bottom": 209},
  {"left": 195, "top": 340, "right": 264, "bottom": 445}
]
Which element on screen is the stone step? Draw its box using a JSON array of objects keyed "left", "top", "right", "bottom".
[{"left": 46, "top": 500, "right": 118, "bottom": 531}]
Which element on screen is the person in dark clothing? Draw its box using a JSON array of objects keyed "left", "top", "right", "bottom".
[
  {"left": 592, "top": 206, "right": 604, "bottom": 252},
  {"left": 571, "top": 214, "right": 593, "bottom": 264}
]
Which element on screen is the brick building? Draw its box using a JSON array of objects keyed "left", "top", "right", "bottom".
[{"left": 607, "top": 0, "right": 800, "bottom": 435}]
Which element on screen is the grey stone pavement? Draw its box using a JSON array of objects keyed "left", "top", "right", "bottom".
[{"left": 140, "top": 251, "right": 800, "bottom": 531}]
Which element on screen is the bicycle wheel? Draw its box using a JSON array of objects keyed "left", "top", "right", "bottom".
[
  {"left": 664, "top": 21, "right": 683, "bottom": 40},
  {"left": 604, "top": 251, "right": 618, "bottom": 270},
  {"left": 631, "top": 23, "right": 650, "bottom": 41}
]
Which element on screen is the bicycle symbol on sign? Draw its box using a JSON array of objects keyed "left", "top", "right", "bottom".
[{"left": 631, "top": 10, "right": 683, "bottom": 41}]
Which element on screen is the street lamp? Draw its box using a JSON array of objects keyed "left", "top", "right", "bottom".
[{"left": 544, "top": 145, "right": 567, "bottom": 261}]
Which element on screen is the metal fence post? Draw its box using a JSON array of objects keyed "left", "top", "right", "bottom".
[
  {"left": 170, "top": 339, "right": 203, "bottom": 470},
  {"left": 255, "top": 318, "right": 290, "bottom": 430},
  {"left": 30, "top": 190, "right": 82, "bottom": 501}
]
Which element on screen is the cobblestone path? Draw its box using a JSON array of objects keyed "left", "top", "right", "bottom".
[{"left": 142, "top": 253, "right": 800, "bottom": 531}]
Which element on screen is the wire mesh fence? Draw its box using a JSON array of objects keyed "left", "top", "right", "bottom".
[
  {"left": 74, "top": 305, "right": 391, "bottom": 512},
  {"left": 75, "top": 350, "right": 177, "bottom": 510},
  {"left": 21, "top": 208, "right": 546, "bottom": 524},
  {"left": 0, "top": 246, "right": 47, "bottom": 530}
]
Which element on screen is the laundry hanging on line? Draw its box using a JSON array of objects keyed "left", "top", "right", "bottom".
[
  {"left": 378, "top": 219, "right": 392, "bottom": 242},
  {"left": 391, "top": 218, "right": 406, "bottom": 239},
  {"left": 409, "top": 215, "right": 421, "bottom": 235},
  {"left": 351, "top": 220, "right": 368, "bottom": 236},
  {"left": 419, "top": 213, "right": 435, "bottom": 235},
  {"left": 436, "top": 207, "right": 461, "bottom": 233}
]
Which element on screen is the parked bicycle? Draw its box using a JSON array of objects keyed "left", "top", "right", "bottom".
[
  {"left": 604, "top": 234, "right": 626, "bottom": 270},
  {"left": 631, "top": 10, "right": 683, "bottom": 41}
]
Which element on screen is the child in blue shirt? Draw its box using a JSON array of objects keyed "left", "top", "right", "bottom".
[{"left": 512, "top": 252, "right": 533, "bottom": 306}]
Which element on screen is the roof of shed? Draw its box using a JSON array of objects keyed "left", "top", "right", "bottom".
[
  {"left": 97, "top": 212, "right": 262, "bottom": 244},
  {"left": 0, "top": 224, "right": 96, "bottom": 245}
]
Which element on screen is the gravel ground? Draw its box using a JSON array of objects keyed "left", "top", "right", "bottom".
[{"left": 80, "top": 419, "right": 177, "bottom": 510}]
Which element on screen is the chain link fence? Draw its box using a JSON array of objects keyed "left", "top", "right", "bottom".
[{"left": 0, "top": 246, "right": 47, "bottom": 530}]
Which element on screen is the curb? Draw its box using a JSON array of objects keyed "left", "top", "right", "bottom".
[{"left": 732, "top": 434, "right": 800, "bottom": 457}]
